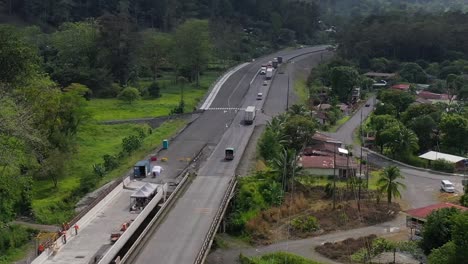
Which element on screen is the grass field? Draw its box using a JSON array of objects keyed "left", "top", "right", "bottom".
[
  {"left": 88, "top": 71, "right": 219, "bottom": 121},
  {"left": 32, "top": 118, "right": 187, "bottom": 224}
]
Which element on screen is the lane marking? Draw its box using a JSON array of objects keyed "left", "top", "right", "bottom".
[{"left": 200, "top": 63, "right": 250, "bottom": 110}]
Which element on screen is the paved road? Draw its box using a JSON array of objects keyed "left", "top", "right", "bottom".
[
  {"left": 207, "top": 214, "right": 406, "bottom": 264},
  {"left": 130, "top": 47, "right": 330, "bottom": 264},
  {"left": 327, "top": 97, "right": 463, "bottom": 209}
]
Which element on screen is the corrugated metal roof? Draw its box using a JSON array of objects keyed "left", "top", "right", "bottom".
[
  {"left": 405, "top": 203, "right": 468, "bottom": 219},
  {"left": 419, "top": 151, "right": 466, "bottom": 163}
]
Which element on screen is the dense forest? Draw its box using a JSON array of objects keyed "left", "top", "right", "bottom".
[
  {"left": 337, "top": 11, "right": 468, "bottom": 64},
  {"left": 0, "top": 0, "right": 320, "bottom": 42}
]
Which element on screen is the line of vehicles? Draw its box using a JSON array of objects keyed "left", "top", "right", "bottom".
[{"left": 224, "top": 57, "right": 283, "bottom": 161}]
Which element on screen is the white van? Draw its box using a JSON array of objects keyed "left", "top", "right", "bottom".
[
  {"left": 441, "top": 180, "right": 455, "bottom": 193},
  {"left": 256, "top": 93, "right": 263, "bottom": 100}
]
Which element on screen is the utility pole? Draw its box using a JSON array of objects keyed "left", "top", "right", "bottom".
[
  {"left": 333, "top": 146, "right": 337, "bottom": 210},
  {"left": 360, "top": 109, "right": 363, "bottom": 176}
]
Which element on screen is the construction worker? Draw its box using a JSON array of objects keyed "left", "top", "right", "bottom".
[
  {"left": 37, "top": 244, "right": 45, "bottom": 255},
  {"left": 61, "top": 230, "right": 67, "bottom": 244},
  {"left": 152, "top": 165, "right": 163, "bottom": 178},
  {"left": 73, "top": 224, "right": 79, "bottom": 235}
]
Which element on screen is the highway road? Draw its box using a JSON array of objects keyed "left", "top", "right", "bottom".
[
  {"left": 328, "top": 96, "right": 465, "bottom": 209},
  {"left": 129, "top": 46, "right": 331, "bottom": 264}
]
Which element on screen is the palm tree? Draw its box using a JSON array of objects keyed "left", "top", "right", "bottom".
[
  {"left": 397, "top": 127, "right": 419, "bottom": 155},
  {"left": 287, "top": 104, "right": 309, "bottom": 116},
  {"left": 271, "top": 148, "right": 301, "bottom": 192},
  {"left": 377, "top": 166, "right": 406, "bottom": 204}
]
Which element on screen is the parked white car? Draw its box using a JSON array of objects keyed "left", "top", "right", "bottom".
[{"left": 441, "top": 180, "right": 455, "bottom": 193}]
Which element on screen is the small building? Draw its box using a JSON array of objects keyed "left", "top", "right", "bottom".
[
  {"left": 299, "top": 155, "right": 357, "bottom": 178},
  {"left": 405, "top": 203, "right": 468, "bottom": 236},
  {"left": 418, "top": 151, "right": 468, "bottom": 171},
  {"left": 363, "top": 72, "right": 396, "bottom": 80},
  {"left": 352, "top": 87, "right": 361, "bottom": 103},
  {"left": 391, "top": 84, "right": 410, "bottom": 91},
  {"left": 417, "top": 91, "right": 456, "bottom": 104}
]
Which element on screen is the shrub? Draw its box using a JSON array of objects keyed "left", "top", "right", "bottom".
[
  {"left": 148, "top": 82, "right": 161, "bottom": 98},
  {"left": 79, "top": 173, "right": 100, "bottom": 194},
  {"left": 121, "top": 135, "right": 142, "bottom": 154},
  {"left": 118, "top": 87, "right": 141, "bottom": 104},
  {"left": 92, "top": 163, "right": 106, "bottom": 177},
  {"left": 290, "top": 215, "right": 319, "bottom": 232},
  {"left": 0, "top": 224, "right": 36, "bottom": 255},
  {"left": 432, "top": 159, "right": 455, "bottom": 173},
  {"left": 102, "top": 154, "right": 119, "bottom": 171},
  {"left": 460, "top": 194, "right": 468, "bottom": 207},
  {"left": 170, "top": 99, "right": 185, "bottom": 114}
]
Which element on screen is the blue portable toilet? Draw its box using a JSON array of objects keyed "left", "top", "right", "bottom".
[
  {"left": 134, "top": 160, "right": 150, "bottom": 178},
  {"left": 163, "top": 139, "right": 169, "bottom": 149}
]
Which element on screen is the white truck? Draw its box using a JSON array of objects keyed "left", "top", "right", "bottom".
[
  {"left": 265, "top": 68, "right": 273, "bottom": 80},
  {"left": 244, "top": 106, "right": 256, "bottom": 125}
]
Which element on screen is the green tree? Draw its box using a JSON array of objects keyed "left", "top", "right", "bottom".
[
  {"left": 0, "top": 24, "right": 39, "bottom": 87},
  {"left": 428, "top": 241, "right": 456, "bottom": 264},
  {"left": 97, "top": 13, "right": 138, "bottom": 86},
  {"left": 374, "top": 102, "right": 397, "bottom": 116},
  {"left": 451, "top": 212, "right": 468, "bottom": 263},
  {"left": 258, "top": 129, "right": 283, "bottom": 162},
  {"left": 118, "top": 87, "right": 141, "bottom": 104},
  {"left": 422, "top": 207, "right": 461, "bottom": 254},
  {"left": 439, "top": 114, "right": 468, "bottom": 154},
  {"left": 392, "top": 126, "right": 419, "bottom": 158},
  {"left": 377, "top": 166, "right": 406, "bottom": 204},
  {"left": 287, "top": 104, "right": 309, "bottom": 116},
  {"left": 402, "top": 103, "right": 439, "bottom": 124},
  {"left": 282, "top": 115, "right": 317, "bottom": 151},
  {"left": 330, "top": 66, "right": 359, "bottom": 102},
  {"left": 173, "top": 19, "right": 212, "bottom": 86},
  {"left": 147, "top": 82, "right": 161, "bottom": 98},
  {"left": 139, "top": 30, "right": 173, "bottom": 81},
  {"left": 399, "top": 62, "right": 427, "bottom": 83},
  {"left": 378, "top": 89, "right": 414, "bottom": 117},
  {"left": 408, "top": 115, "right": 437, "bottom": 152},
  {"left": 272, "top": 148, "right": 301, "bottom": 192},
  {"left": 49, "top": 21, "right": 109, "bottom": 93}
]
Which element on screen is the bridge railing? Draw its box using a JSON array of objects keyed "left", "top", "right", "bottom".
[{"left": 194, "top": 177, "right": 237, "bottom": 264}]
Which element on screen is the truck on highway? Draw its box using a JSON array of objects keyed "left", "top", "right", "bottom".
[
  {"left": 244, "top": 106, "right": 256, "bottom": 125},
  {"left": 277, "top": 56, "right": 283, "bottom": 63},
  {"left": 272, "top": 58, "right": 278, "bottom": 68},
  {"left": 260, "top": 65, "right": 267, "bottom": 75},
  {"left": 265, "top": 68, "right": 273, "bottom": 80}
]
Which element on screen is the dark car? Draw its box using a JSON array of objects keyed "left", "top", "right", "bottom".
[{"left": 365, "top": 103, "right": 370, "bottom": 107}]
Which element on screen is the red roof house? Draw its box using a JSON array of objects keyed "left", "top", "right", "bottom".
[
  {"left": 417, "top": 91, "right": 455, "bottom": 101},
  {"left": 406, "top": 203, "right": 468, "bottom": 220},
  {"left": 391, "top": 84, "right": 410, "bottom": 91}
]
